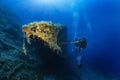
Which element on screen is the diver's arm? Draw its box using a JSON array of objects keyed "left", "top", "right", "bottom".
[{"left": 60, "top": 41, "right": 79, "bottom": 45}]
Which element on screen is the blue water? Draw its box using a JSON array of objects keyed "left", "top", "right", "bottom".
[{"left": 1, "top": 0, "right": 120, "bottom": 79}]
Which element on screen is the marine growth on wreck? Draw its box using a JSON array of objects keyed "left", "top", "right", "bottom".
[{"left": 22, "top": 21, "right": 65, "bottom": 55}]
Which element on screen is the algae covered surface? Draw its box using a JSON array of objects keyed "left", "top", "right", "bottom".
[{"left": 22, "top": 21, "right": 66, "bottom": 55}]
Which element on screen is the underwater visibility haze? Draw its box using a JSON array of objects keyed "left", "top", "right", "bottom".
[{"left": 0, "top": 0, "right": 120, "bottom": 80}]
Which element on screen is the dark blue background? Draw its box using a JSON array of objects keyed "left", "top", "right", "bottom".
[{"left": 1, "top": 0, "right": 120, "bottom": 76}]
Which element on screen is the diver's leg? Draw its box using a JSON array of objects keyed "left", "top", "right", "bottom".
[{"left": 76, "top": 55, "right": 82, "bottom": 68}]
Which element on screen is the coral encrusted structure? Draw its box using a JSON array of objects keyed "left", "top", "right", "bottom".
[{"left": 22, "top": 21, "right": 66, "bottom": 55}]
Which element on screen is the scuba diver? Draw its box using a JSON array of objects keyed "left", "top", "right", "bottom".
[
  {"left": 74, "top": 37, "right": 87, "bottom": 53},
  {"left": 61, "top": 37, "right": 87, "bottom": 68},
  {"left": 74, "top": 37, "right": 87, "bottom": 68}
]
